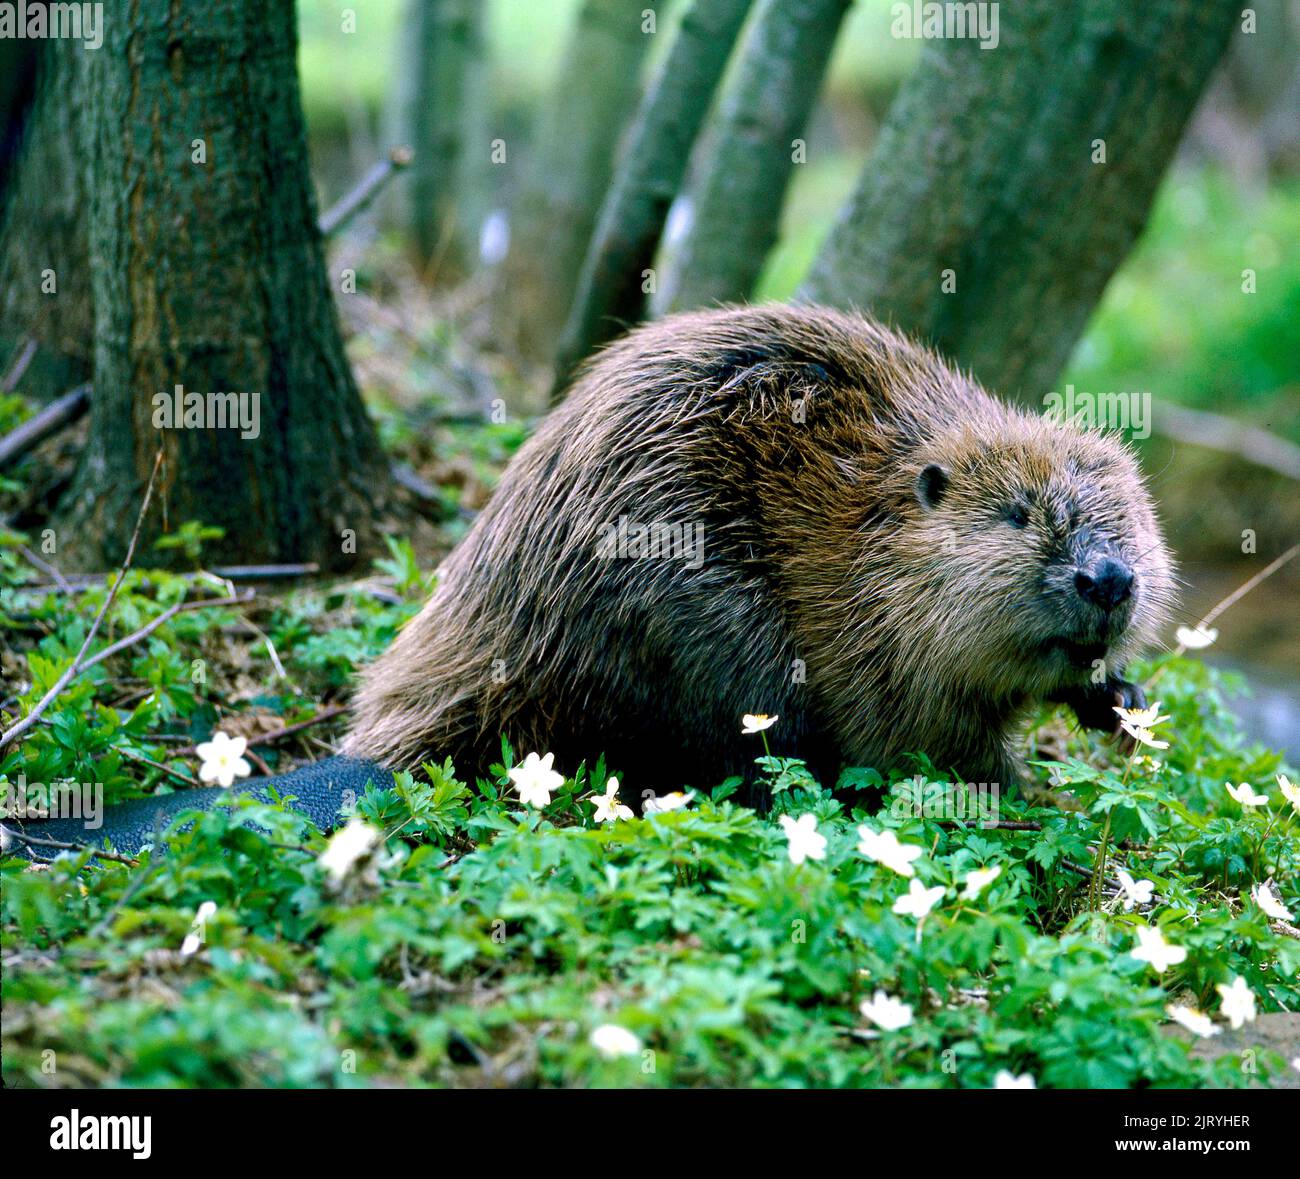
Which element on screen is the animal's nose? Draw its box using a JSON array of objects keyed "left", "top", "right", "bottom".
[{"left": 1075, "top": 557, "right": 1134, "bottom": 610}]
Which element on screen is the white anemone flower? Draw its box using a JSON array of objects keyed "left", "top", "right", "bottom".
[
  {"left": 591, "top": 777, "right": 633, "bottom": 824},
  {"left": 1115, "top": 867, "right": 1155, "bottom": 911},
  {"left": 1165, "top": 1005, "right": 1220, "bottom": 1039},
  {"left": 318, "top": 820, "right": 382, "bottom": 884},
  {"left": 859, "top": 990, "right": 913, "bottom": 1031},
  {"left": 1175, "top": 625, "right": 1218, "bottom": 649},
  {"left": 856, "top": 826, "right": 924, "bottom": 877},
  {"left": 778, "top": 813, "right": 828, "bottom": 865},
  {"left": 590, "top": 1024, "right": 642, "bottom": 1059},
  {"left": 1130, "top": 925, "right": 1187, "bottom": 974},
  {"left": 1225, "top": 781, "right": 1269, "bottom": 808},
  {"left": 196, "top": 731, "right": 252, "bottom": 788},
  {"left": 1215, "top": 977, "right": 1257, "bottom": 1030},
  {"left": 508, "top": 752, "right": 564, "bottom": 808},
  {"left": 892, "top": 879, "right": 945, "bottom": 920}
]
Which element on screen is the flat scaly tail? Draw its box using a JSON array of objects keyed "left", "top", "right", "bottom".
[{"left": 3, "top": 756, "right": 394, "bottom": 860}]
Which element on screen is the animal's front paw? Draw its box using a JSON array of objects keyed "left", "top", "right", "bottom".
[{"left": 1059, "top": 676, "right": 1146, "bottom": 736}]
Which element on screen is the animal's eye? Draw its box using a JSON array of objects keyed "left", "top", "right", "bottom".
[{"left": 1006, "top": 505, "right": 1030, "bottom": 529}]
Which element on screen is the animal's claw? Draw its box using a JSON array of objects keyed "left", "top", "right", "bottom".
[{"left": 1059, "top": 675, "right": 1145, "bottom": 737}]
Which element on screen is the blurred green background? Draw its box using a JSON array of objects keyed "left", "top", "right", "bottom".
[{"left": 297, "top": 0, "right": 1297, "bottom": 443}]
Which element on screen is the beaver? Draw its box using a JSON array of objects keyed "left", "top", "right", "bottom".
[
  {"left": 343, "top": 303, "right": 1175, "bottom": 797},
  {"left": 8, "top": 304, "right": 1174, "bottom": 856}
]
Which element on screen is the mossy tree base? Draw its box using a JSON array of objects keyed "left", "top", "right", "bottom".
[{"left": 54, "top": 0, "right": 389, "bottom": 572}]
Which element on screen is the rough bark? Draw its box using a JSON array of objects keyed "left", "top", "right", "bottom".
[
  {"left": 551, "top": 0, "right": 754, "bottom": 394},
  {"left": 56, "top": 0, "right": 391, "bottom": 572},
  {"left": 0, "top": 35, "right": 38, "bottom": 201},
  {"left": 0, "top": 38, "right": 92, "bottom": 398},
  {"left": 800, "top": 0, "right": 1243, "bottom": 402},
  {"left": 492, "top": 0, "right": 657, "bottom": 362},
  {"left": 396, "top": 0, "right": 490, "bottom": 278},
  {"left": 657, "top": 0, "right": 851, "bottom": 315}
]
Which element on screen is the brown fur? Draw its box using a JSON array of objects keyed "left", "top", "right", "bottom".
[{"left": 343, "top": 305, "right": 1174, "bottom": 796}]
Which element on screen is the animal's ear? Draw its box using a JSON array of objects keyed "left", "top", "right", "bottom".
[{"left": 915, "top": 464, "right": 949, "bottom": 510}]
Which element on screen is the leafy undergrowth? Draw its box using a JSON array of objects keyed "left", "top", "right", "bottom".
[{"left": 1, "top": 546, "right": 1297, "bottom": 1089}]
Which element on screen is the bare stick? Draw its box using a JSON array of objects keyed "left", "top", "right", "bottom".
[
  {"left": 208, "top": 564, "right": 319, "bottom": 581},
  {"left": 391, "top": 461, "right": 442, "bottom": 504},
  {"left": 120, "top": 748, "right": 200, "bottom": 787},
  {"left": 1, "top": 337, "right": 38, "bottom": 393},
  {"left": 1190, "top": 542, "right": 1300, "bottom": 633},
  {"left": 319, "top": 146, "right": 413, "bottom": 238},
  {"left": 935, "top": 819, "right": 1042, "bottom": 831},
  {"left": 1156, "top": 402, "right": 1300, "bottom": 482},
  {"left": 1146, "top": 541, "right": 1300, "bottom": 687},
  {"left": 0, "top": 383, "right": 91, "bottom": 469},
  {"left": 256, "top": 704, "right": 348, "bottom": 744},
  {"left": 79, "top": 592, "right": 251, "bottom": 675},
  {"left": 20, "top": 563, "right": 319, "bottom": 594},
  {"left": 0, "top": 451, "right": 164, "bottom": 751},
  {"left": 17, "top": 545, "right": 72, "bottom": 593},
  {"left": 169, "top": 704, "right": 348, "bottom": 758},
  {"left": 1, "top": 826, "right": 140, "bottom": 866}
]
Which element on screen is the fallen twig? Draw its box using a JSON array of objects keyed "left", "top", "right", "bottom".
[
  {"left": 1156, "top": 401, "right": 1300, "bottom": 481},
  {"left": 0, "top": 382, "right": 90, "bottom": 469},
  {"left": 1148, "top": 541, "right": 1300, "bottom": 686},
  {"left": 391, "top": 461, "right": 442, "bottom": 504},
  {"left": 19, "top": 564, "right": 319, "bottom": 593},
  {"left": 0, "top": 451, "right": 164, "bottom": 751},
  {"left": 2, "top": 337, "right": 38, "bottom": 392},
  {"left": 209, "top": 564, "right": 320, "bottom": 581},
  {"left": 17, "top": 545, "right": 72, "bottom": 593},
  {"left": 255, "top": 704, "right": 349, "bottom": 744},
  {"left": 319, "top": 145, "right": 413, "bottom": 237},
  {"left": 120, "top": 748, "right": 201, "bottom": 787},
  {"left": 169, "top": 704, "right": 348, "bottom": 758},
  {"left": 935, "top": 819, "right": 1042, "bottom": 831},
  {"left": 2, "top": 826, "right": 140, "bottom": 867},
  {"left": 78, "top": 592, "right": 251, "bottom": 676}
]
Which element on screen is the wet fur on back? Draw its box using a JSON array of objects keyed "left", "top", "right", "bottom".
[{"left": 344, "top": 304, "right": 1174, "bottom": 796}]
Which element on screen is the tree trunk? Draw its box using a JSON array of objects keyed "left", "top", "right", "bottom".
[
  {"left": 396, "top": 0, "right": 490, "bottom": 279},
  {"left": 491, "top": 0, "right": 657, "bottom": 364},
  {"left": 800, "top": 0, "right": 1242, "bottom": 401},
  {"left": 551, "top": 0, "right": 755, "bottom": 395},
  {"left": 0, "top": 35, "right": 38, "bottom": 202},
  {"left": 656, "top": 0, "right": 851, "bottom": 316},
  {"left": 0, "top": 38, "right": 92, "bottom": 399},
  {"left": 56, "top": 0, "right": 391, "bottom": 572}
]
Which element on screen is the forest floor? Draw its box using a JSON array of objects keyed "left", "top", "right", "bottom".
[
  {"left": 2, "top": 543, "right": 1297, "bottom": 1086},
  {"left": 2, "top": 225, "right": 1298, "bottom": 1087},
  {"left": 2, "top": 326, "right": 1298, "bottom": 1088}
]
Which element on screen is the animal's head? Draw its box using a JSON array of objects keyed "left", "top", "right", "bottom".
[{"left": 900, "top": 412, "right": 1175, "bottom": 700}]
